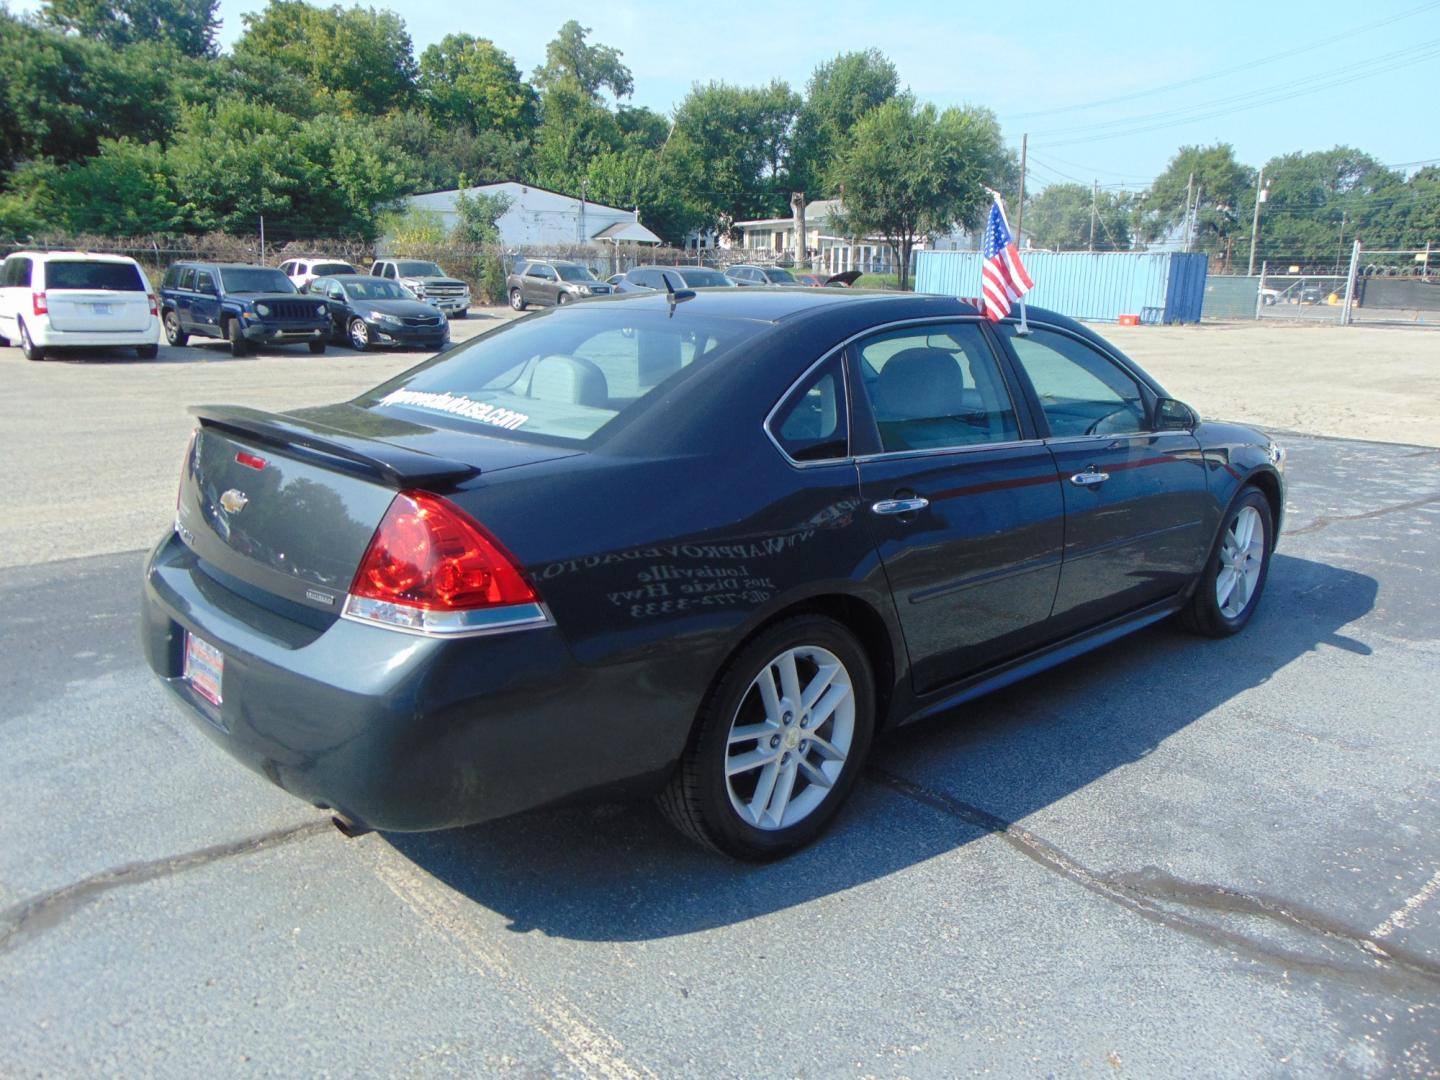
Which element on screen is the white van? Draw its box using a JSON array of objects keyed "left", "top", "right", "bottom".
[
  {"left": 278, "top": 258, "right": 360, "bottom": 291},
  {"left": 0, "top": 251, "right": 162, "bottom": 361}
]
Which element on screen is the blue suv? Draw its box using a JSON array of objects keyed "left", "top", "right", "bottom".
[{"left": 159, "top": 263, "right": 330, "bottom": 356}]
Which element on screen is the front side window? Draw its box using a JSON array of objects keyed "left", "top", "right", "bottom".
[
  {"left": 344, "top": 279, "right": 410, "bottom": 301},
  {"left": 854, "top": 323, "right": 1021, "bottom": 452},
  {"left": 178, "top": 268, "right": 197, "bottom": 291},
  {"left": 555, "top": 265, "right": 597, "bottom": 283},
  {"left": 381, "top": 264, "right": 396, "bottom": 279},
  {"left": 361, "top": 309, "right": 763, "bottom": 445},
  {"left": 770, "top": 356, "right": 848, "bottom": 462},
  {"left": 1000, "top": 327, "right": 1147, "bottom": 438},
  {"left": 527, "top": 264, "right": 555, "bottom": 280},
  {"left": 764, "top": 268, "right": 797, "bottom": 284},
  {"left": 194, "top": 271, "right": 216, "bottom": 293}
]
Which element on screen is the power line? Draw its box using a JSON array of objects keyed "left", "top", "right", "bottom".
[{"left": 1002, "top": 0, "right": 1440, "bottom": 121}]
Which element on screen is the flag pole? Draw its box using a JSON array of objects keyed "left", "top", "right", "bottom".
[{"left": 982, "top": 186, "right": 1031, "bottom": 334}]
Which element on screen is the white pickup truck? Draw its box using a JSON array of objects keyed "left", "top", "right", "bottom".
[{"left": 369, "top": 259, "right": 470, "bottom": 318}]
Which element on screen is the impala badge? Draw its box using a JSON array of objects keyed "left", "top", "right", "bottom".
[{"left": 219, "top": 489, "right": 249, "bottom": 514}]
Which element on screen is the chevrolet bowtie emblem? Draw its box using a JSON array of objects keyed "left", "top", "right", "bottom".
[{"left": 219, "top": 489, "right": 249, "bottom": 514}]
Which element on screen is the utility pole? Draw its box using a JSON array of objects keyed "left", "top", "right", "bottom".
[
  {"left": 1015, "top": 133, "right": 1028, "bottom": 246},
  {"left": 1247, "top": 165, "right": 1266, "bottom": 276},
  {"left": 1089, "top": 179, "right": 1098, "bottom": 252},
  {"left": 258, "top": 215, "right": 265, "bottom": 261},
  {"left": 1189, "top": 185, "right": 1204, "bottom": 254},
  {"left": 1341, "top": 239, "right": 1361, "bottom": 325},
  {"left": 1183, "top": 172, "right": 1194, "bottom": 253},
  {"left": 790, "top": 192, "right": 806, "bottom": 267}
]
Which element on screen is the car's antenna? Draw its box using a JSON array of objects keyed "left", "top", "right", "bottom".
[{"left": 662, "top": 275, "right": 696, "bottom": 317}]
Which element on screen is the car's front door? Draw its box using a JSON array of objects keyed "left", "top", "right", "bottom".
[
  {"left": 189, "top": 269, "right": 221, "bottom": 336},
  {"left": 995, "top": 323, "right": 1211, "bottom": 634},
  {"left": 525, "top": 263, "right": 556, "bottom": 305},
  {"left": 852, "top": 320, "right": 1066, "bottom": 692},
  {"left": 313, "top": 278, "right": 345, "bottom": 337}
]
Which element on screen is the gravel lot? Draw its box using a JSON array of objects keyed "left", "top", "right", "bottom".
[{"left": 1, "top": 315, "right": 1437, "bottom": 1076}]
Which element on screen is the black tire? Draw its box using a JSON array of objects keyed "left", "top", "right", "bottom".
[
  {"left": 163, "top": 310, "right": 188, "bottom": 347},
  {"left": 225, "top": 318, "right": 248, "bottom": 358},
  {"left": 451, "top": 308, "right": 467, "bottom": 320},
  {"left": 19, "top": 320, "right": 44, "bottom": 361},
  {"left": 557, "top": 292, "right": 572, "bottom": 305},
  {"left": 1180, "top": 488, "right": 1275, "bottom": 638},
  {"left": 348, "top": 318, "right": 370, "bottom": 352},
  {"left": 135, "top": 344, "right": 158, "bottom": 359},
  {"left": 659, "top": 615, "right": 876, "bottom": 860},
  {"left": 308, "top": 339, "right": 326, "bottom": 355},
  {"left": 509, "top": 288, "right": 526, "bottom": 311}
]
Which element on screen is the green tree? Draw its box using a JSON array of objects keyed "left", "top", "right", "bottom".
[
  {"left": 585, "top": 146, "right": 703, "bottom": 245},
  {"left": 1138, "top": 143, "right": 1251, "bottom": 261},
  {"left": 665, "top": 80, "right": 801, "bottom": 230},
  {"left": 451, "top": 186, "right": 511, "bottom": 244},
  {"left": 377, "top": 203, "right": 448, "bottom": 247},
  {"left": 1026, "top": 183, "right": 1133, "bottom": 250},
  {"left": 532, "top": 20, "right": 632, "bottom": 100},
  {"left": 532, "top": 79, "right": 623, "bottom": 194},
  {"left": 791, "top": 49, "right": 898, "bottom": 198},
  {"left": 418, "top": 34, "right": 537, "bottom": 140},
  {"left": 374, "top": 109, "right": 529, "bottom": 191},
  {"left": 233, "top": 1, "right": 418, "bottom": 117},
  {"left": 49, "top": 137, "right": 180, "bottom": 234},
  {"left": 830, "top": 97, "right": 1010, "bottom": 291},
  {"left": 40, "top": 0, "right": 219, "bottom": 57}
]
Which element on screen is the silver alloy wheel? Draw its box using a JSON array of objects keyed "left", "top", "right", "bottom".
[
  {"left": 349, "top": 318, "right": 370, "bottom": 349},
  {"left": 164, "top": 311, "right": 182, "bottom": 344},
  {"left": 510, "top": 288, "right": 524, "bottom": 311},
  {"left": 1216, "top": 504, "right": 1266, "bottom": 619},
  {"left": 724, "top": 644, "right": 855, "bottom": 831}
]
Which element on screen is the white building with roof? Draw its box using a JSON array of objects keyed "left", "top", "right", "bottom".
[
  {"left": 732, "top": 198, "right": 977, "bottom": 274},
  {"left": 404, "top": 182, "right": 663, "bottom": 251}
]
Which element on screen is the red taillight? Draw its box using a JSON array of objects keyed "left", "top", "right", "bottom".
[
  {"left": 350, "top": 491, "right": 536, "bottom": 611},
  {"left": 148, "top": 293, "right": 159, "bottom": 316},
  {"left": 32, "top": 292, "right": 47, "bottom": 316},
  {"left": 235, "top": 451, "right": 266, "bottom": 471}
]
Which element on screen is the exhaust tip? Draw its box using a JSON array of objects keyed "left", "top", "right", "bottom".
[{"left": 331, "top": 814, "right": 373, "bottom": 839}]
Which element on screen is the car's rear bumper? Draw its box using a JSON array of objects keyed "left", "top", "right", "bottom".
[
  {"left": 30, "top": 320, "right": 161, "bottom": 347},
  {"left": 141, "top": 530, "right": 675, "bottom": 832}
]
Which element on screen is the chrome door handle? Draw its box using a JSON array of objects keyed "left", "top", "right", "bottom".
[
  {"left": 871, "top": 497, "right": 930, "bottom": 515},
  {"left": 1069, "top": 471, "right": 1110, "bottom": 486}
]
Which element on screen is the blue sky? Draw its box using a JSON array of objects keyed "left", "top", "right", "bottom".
[{"left": 13, "top": 0, "right": 1439, "bottom": 187}]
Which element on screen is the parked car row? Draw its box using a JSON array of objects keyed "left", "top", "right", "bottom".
[{"left": 501, "top": 260, "right": 866, "bottom": 311}]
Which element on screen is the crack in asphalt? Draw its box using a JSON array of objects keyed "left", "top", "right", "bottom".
[
  {"left": 869, "top": 767, "right": 1440, "bottom": 997},
  {"left": 0, "top": 820, "right": 331, "bottom": 954},
  {"left": 1286, "top": 492, "right": 1440, "bottom": 536}
]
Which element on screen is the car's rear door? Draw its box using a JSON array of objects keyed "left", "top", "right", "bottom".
[
  {"left": 42, "top": 260, "right": 151, "bottom": 332},
  {"left": 852, "top": 320, "right": 1065, "bottom": 692},
  {"left": 994, "top": 323, "right": 1210, "bottom": 633}
]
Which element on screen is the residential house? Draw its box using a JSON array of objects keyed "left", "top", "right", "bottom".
[{"left": 731, "top": 199, "right": 976, "bottom": 275}]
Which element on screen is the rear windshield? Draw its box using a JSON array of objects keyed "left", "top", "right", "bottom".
[
  {"left": 395, "top": 261, "right": 443, "bottom": 277},
  {"left": 360, "top": 308, "right": 764, "bottom": 445},
  {"left": 221, "top": 268, "right": 296, "bottom": 294},
  {"left": 45, "top": 261, "right": 144, "bottom": 291},
  {"left": 313, "top": 261, "right": 357, "bottom": 276},
  {"left": 678, "top": 268, "right": 733, "bottom": 287}
]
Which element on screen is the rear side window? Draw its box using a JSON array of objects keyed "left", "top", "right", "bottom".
[
  {"left": 363, "top": 309, "right": 764, "bottom": 445},
  {"left": 855, "top": 323, "right": 1021, "bottom": 452},
  {"left": 770, "top": 356, "right": 848, "bottom": 462},
  {"left": 44, "top": 261, "right": 144, "bottom": 291}
]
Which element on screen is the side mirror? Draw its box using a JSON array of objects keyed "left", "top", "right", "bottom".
[{"left": 1155, "top": 397, "right": 1197, "bottom": 431}]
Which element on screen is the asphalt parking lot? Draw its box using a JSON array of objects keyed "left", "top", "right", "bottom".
[{"left": 1, "top": 321, "right": 1438, "bottom": 1076}]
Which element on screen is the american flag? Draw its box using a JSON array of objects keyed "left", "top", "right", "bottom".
[{"left": 980, "top": 197, "right": 1033, "bottom": 322}]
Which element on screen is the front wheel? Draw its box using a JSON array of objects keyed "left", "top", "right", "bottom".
[
  {"left": 509, "top": 289, "right": 526, "bottom": 311},
  {"left": 659, "top": 615, "right": 875, "bottom": 860},
  {"left": 348, "top": 318, "right": 371, "bottom": 351},
  {"left": 556, "top": 292, "right": 572, "bottom": 305},
  {"left": 308, "top": 339, "right": 326, "bottom": 355},
  {"left": 1181, "top": 488, "right": 1274, "bottom": 637},
  {"left": 451, "top": 308, "right": 467, "bottom": 320},
  {"left": 135, "top": 344, "right": 158, "bottom": 359},
  {"left": 225, "top": 318, "right": 248, "bottom": 358}
]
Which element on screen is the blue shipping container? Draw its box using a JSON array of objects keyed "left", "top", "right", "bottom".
[{"left": 913, "top": 250, "right": 1208, "bottom": 324}]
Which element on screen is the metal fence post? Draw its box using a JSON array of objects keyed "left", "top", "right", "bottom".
[
  {"left": 1341, "top": 240, "right": 1361, "bottom": 325},
  {"left": 1254, "top": 261, "right": 1267, "bottom": 320}
]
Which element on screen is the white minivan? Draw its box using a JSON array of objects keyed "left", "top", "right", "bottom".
[{"left": 0, "top": 251, "right": 162, "bottom": 361}]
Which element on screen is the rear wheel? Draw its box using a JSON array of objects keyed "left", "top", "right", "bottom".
[
  {"left": 163, "top": 310, "right": 188, "bottom": 347},
  {"left": 1181, "top": 488, "right": 1274, "bottom": 637},
  {"left": 308, "top": 339, "right": 326, "bottom": 355},
  {"left": 659, "top": 615, "right": 875, "bottom": 860},
  {"left": 19, "top": 319, "right": 44, "bottom": 361},
  {"left": 348, "top": 318, "right": 371, "bottom": 351},
  {"left": 509, "top": 288, "right": 526, "bottom": 311},
  {"left": 225, "top": 318, "right": 248, "bottom": 358},
  {"left": 135, "top": 344, "right": 158, "bottom": 359}
]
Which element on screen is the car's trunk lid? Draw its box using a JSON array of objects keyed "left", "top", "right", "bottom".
[
  {"left": 47, "top": 289, "right": 151, "bottom": 332},
  {"left": 176, "top": 404, "right": 578, "bottom": 614}
]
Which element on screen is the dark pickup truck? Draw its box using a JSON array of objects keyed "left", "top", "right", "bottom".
[{"left": 159, "top": 263, "right": 330, "bottom": 356}]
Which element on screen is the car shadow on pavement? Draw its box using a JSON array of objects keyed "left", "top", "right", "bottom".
[{"left": 385, "top": 552, "right": 1376, "bottom": 941}]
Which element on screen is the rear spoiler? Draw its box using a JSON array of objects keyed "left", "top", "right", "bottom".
[{"left": 191, "top": 405, "right": 479, "bottom": 488}]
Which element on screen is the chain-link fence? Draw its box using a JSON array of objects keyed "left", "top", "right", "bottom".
[{"left": 1203, "top": 245, "right": 1438, "bottom": 326}]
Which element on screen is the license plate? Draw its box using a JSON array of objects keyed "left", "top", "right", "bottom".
[
  {"left": 183, "top": 632, "right": 224, "bottom": 706},
  {"left": 91, "top": 303, "right": 112, "bottom": 315}
]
